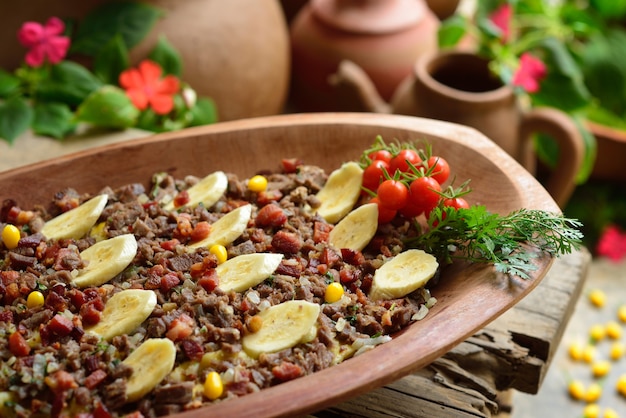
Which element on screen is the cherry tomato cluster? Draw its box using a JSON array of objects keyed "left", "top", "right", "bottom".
[{"left": 360, "top": 140, "right": 470, "bottom": 224}]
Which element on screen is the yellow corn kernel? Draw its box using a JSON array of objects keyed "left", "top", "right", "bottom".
[
  {"left": 585, "top": 381, "right": 603, "bottom": 402},
  {"left": 203, "top": 371, "right": 223, "bottom": 400},
  {"left": 610, "top": 342, "right": 626, "bottom": 361},
  {"left": 583, "top": 345, "right": 597, "bottom": 363},
  {"left": 589, "top": 289, "right": 606, "bottom": 308},
  {"left": 209, "top": 244, "right": 228, "bottom": 264},
  {"left": 26, "top": 291, "right": 45, "bottom": 309},
  {"left": 618, "top": 305, "right": 626, "bottom": 323},
  {"left": 583, "top": 404, "right": 601, "bottom": 418},
  {"left": 606, "top": 320, "right": 623, "bottom": 339},
  {"left": 592, "top": 360, "right": 611, "bottom": 378},
  {"left": 1, "top": 224, "right": 21, "bottom": 250},
  {"left": 569, "top": 341, "right": 585, "bottom": 361},
  {"left": 325, "top": 282, "right": 344, "bottom": 303},
  {"left": 569, "top": 379, "right": 586, "bottom": 400},
  {"left": 616, "top": 374, "right": 626, "bottom": 397},
  {"left": 589, "top": 324, "right": 606, "bottom": 342},
  {"left": 604, "top": 408, "right": 619, "bottom": 418},
  {"left": 247, "top": 175, "right": 268, "bottom": 192}
]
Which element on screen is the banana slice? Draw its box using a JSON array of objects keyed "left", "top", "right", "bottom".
[
  {"left": 41, "top": 194, "right": 108, "bottom": 240},
  {"left": 162, "top": 171, "right": 228, "bottom": 210},
  {"left": 315, "top": 162, "right": 364, "bottom": 224},
  {"left": 85, "top": 289, "right": 157, "bottom": 340},
  {"left": 188, "top": 204, "right": 252, "bottom": 250},
  {"left": 369, "top": 249, "right": 439, "bottom": 301},
  {"left": 73, "top": 234, "right": 138, "bottom": 288},
  {"left": 216, "top": 253, "right": 284, "bottom": 293},
  {"left": 242, "top": 300, "right": 320, "bottom": 358},
  {"left": 328, "top": 203, "right": 378, "bottom": 251},
  {"left": 123, "top": 338, "right": 177, "bottom": 404}
]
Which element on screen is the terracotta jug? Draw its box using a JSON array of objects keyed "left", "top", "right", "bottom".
[
  {"left": 289, "top": 0, "right": 439, "bottom": 111},
  {"left": 330, "top": 50, "right": 585, "bottom": 207}
]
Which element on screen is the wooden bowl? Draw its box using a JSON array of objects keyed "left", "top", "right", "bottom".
[{"left": 0, "top": 113, "right": 557, "bottom": 417}]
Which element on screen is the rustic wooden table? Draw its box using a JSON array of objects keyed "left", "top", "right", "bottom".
[{"left": 312, "top": 248, "right": 591, "bottom": 418}]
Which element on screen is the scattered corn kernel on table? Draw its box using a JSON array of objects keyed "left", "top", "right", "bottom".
[{"left": 1, "top": 131, "right": 591, "bottom": 418}]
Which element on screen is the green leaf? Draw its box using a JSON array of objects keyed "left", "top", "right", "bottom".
[
  {"left": 71, "top": 2, "right": 163, "bottom": 56},
  {"left": 437, "top": 15, "right": 468, "bottom": 49},
  {"left": 190, "top": 97, "right": 218, "bottom": 127},
  {"left": 93, "top": 34, "right": 130, "bottom": 85},
  {"left": 0, "top": 97, "right": 34, "bottom": 144},
  {"left": 590, "top": 0, "right": 626, "bottom": 19},
  {"left": 32, "top": 102, "right": 77, "bottom": 139},
  {"left": 35, "top": 61, "right": 103, "bottom": 107},
  {"left": 148, "top": 36, "right": 182, "bottom": 77},
  {"left": 0, "top": 69, "right": 21, "bottom": 98},
  {"left": 75, "top": 85, "right": 139, "bottom": 128}
]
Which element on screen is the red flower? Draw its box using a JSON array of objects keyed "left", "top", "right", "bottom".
[
  {"left": 512, "top": 53, "right": 547, "bottom": 93},
  {"left": 596, "top": 225, "right": 626, "bottom": 262},
  {"left": 119, "top": 60, "right": 180, "bottom": 115},
  {"left": 17, "top": 17, "right": 70, "bottom": 67},
  {"left": 489, "top": 3, "right": 513, "bottom": 43}
]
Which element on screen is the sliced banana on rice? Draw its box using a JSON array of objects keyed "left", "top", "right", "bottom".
[
  {"left": 123, "top": 338, "right": 177, "bottom": 404},
  {"left": 369, "top": 249, "right": 439, "bottom": 301},
  {"left": 242, "top": 300, "right": 320, "bottom": 358},
  {"left": 216, "top": 252, "right": 284, "bottom": 292},
  {"left": 72, "top": 234, "right": 137, "bottom": 288},
  {"left": 328, "top": 203, "right": 378, "bottom": 251},
  {"left": 85, "top": 289, "right": 157, "bottom": 341},
  {"left": 315, "top": 161, "right": 363, "bottom": 224},
  {"left": 188, "top": 204, "right": 251, "bottom": 250},
  {"left": 162, "top": 171, "right": 228, "bottom": 210},
  {"left": 41, "top": 194, "right": 108, "bottom": 240}
]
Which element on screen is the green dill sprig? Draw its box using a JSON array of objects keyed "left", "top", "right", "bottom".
[{"left": 407, "top": 205, "right": 584, "bottom": 279}]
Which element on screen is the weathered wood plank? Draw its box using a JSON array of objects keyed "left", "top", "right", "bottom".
[{"left": 311, "top": 248, "right": 590, "bottom": 417}]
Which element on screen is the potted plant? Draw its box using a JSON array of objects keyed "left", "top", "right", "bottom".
[{"left": 438, "top": 0, "right": 626, "bottom": 183}]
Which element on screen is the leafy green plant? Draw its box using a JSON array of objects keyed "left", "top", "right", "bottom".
[
  {"left": 438, "top": 0, "right": 626, "bottom": 182},
  {"left": 0, "top": 2, "right": 217, "bottom": 144}
]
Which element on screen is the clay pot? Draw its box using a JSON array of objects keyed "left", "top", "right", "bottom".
[
  {"left": 130, "top": 0, "right": 290, "bottom": 121},
  {"left": 330, "top": 50, "right": 585, "bottom": 207},
  {"left": 289, "top": 0, "right": 439, "bottom": 111},
  {"left": 1, "top": 0, "right": 291, "bottom": 122},
  {"left": 587, "top": 122, "right": 626, "bottom": 182}
]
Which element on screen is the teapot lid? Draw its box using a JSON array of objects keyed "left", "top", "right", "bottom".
[{"left": 310, "top": 0, "right": 428, "bottom": 34}]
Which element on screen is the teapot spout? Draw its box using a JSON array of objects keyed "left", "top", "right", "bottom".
[{"left": 329, "top": 60, "right": 393, "bottom": 114}]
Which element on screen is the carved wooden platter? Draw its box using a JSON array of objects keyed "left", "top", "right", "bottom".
[{"left": 0, "top": 113, "right": 557, "bottom": 417}]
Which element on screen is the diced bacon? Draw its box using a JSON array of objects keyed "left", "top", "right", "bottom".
[
  {"left": 8, "top": 331, "right": 31, "bottom": 357},
  {"left": 275, "top": 261, "right": 303, "bottom": 278},
  {"left": 272, "top": 361, "right": 302, "bottom": 381},
  {"left": 339, "top": 267, "right": 360, "bottom": 284},
  {"left": 160, "top": 272, "right": 181, "bottom": 292},
  {"left": 0, "top": 270, "right": 19, "bottom": 285},
  {"left": 271, "top": 230, "right": 302, "bottom": 254},
  {"left": 47, "top": 314, "right": 74, "bottom": 337},
  {"left": 190, "top": 221, "right": 211, "bottom": 242},
  {"left": 320, "top": 247, "right": 340, "bottom": 267},
  {"left": 160, "top": 238, "right": 180, "bottom": 251},
  {"left": 256, "top": 189, "right": 283, "bottom": 206},
  {"left": 0, "top": 310, "right": 14, "bottom": 323},
  {"left": 84, "top": 369, "right": 107, "bottom": 390},
  {"left": 45, "top": 370, "right": 77, "bottom": 392},
  {"left": 173, "top": 190, "right": 190, "bottom": 208},
  {"left": 198, "top": 270, "right": 219, "bottom": 292},
  {"left": 181, "top": 339, "right": 204, "bottom": 361},
  {"left": 313, "top": 221, "right": 332, "bottom": 244},
  {"left": 166, "top": 314, "right": 194, "bottom": 341},
  {"left": 45, "top": 291, "right": 68, "bottom": 313},
  {"left": 256, "top": 204, "right": 287, "bottom": 228},
  {"left": 340, "top": 248, "right": 365, "bottom": 266},
  {"left": 281, "top": 158, "right": 302, "bottom": 173},
  {"left": 80, "top": 302, "right": 102, "bottom": 326}
]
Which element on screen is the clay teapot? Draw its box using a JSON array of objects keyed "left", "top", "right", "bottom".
[
  {"left": 330, "top": 50, "right": 585, "bottom": 207},
  {"left": 289, "top": 0, "right": 439, "bottom": 111}
]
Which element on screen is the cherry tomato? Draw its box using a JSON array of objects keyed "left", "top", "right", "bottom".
[
  {"left": 377, "top": 179, "right": 409, "bottom": 210},
  {"left": 389, "top": 149, "right": 420, "bottom": 174},
  {"left": 409, "top": 177, "right": 441, "bottom": 214},
  {"left": 370, "top": 197, "right": 397, "bottom": 224},
  {"left": 362, "top": 160, "right": 389, "bottom": 192},
  {"left": 443, "top": 197, "right": 470, "bottom": 210},
  {"left": 368, "top": 150, "right": 393, "bottom": 163},
  {"left": 398, "top": 201, "right": 423, "bottom": 219},
  {"left": 427, "top": 156, "right": 450, "bottom": 184}
]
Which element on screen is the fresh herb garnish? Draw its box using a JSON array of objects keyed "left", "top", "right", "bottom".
[{"left": 408, "top": 205, "right": 583, "bottom": 279}]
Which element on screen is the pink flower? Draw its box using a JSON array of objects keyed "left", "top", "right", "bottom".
[
  {"left": 512, "top": 53, "right": 547, "bottom": 93},
  {"left": 17, "top": 17, "right": 70, "bottom": 67},
  {"left": 119, "top": 60, "right": 180, "bottom": 115},
  {"left": 596, "top": 225, "right": 626, "bottom": 262},
  {"left": 489, "top": 3, "right": 513, "bottom": 43}
]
